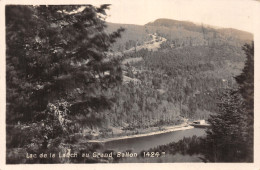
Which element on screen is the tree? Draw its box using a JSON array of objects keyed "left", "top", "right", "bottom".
[
  {"left": 6, "top": 5, "right": 124, "bottom": 124},
  {"left": 235, "top": 42, "right": 254, "bottom": 162},
  {"left": 5, "top": 5, "right": 126, "bottom": 152},
  {"left": 204, "top": 42, "right": 254, "bottom": 162},
  {"left": 205, "top": 89, "right": 248, "bottom": 162}
]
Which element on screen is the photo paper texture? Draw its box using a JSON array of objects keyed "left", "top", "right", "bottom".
[{"left": 1, "top": 0, "right": 259, "bottom": 169}]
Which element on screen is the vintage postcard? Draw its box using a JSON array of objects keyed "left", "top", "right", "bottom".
[{"left": 0, "top": 0, "right": 260, "bottom": 169}]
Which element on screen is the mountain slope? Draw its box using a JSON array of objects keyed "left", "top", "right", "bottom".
[
  {"left": 95, "top": 18, "right": 254, "bottom": 132},
  {"left": 146, "top": 18, "right": 253, "bottom": 41},
  {"left": 106, "top": 18, "right": 253, "bottom": 51}
]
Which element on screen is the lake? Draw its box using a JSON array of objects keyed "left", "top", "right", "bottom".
[{"left": 100, "top": 127, "right": 206, "bottom": 163}]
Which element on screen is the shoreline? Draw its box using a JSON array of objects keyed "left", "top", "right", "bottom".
[{"left": 87, "top": 124, "right": 194, "bottom": 143}]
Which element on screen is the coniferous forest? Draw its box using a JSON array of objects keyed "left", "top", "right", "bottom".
[{"left": 6, "top": 5, "right": 254, "bottom": 163}]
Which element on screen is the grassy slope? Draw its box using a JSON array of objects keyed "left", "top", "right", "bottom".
[{"left": 106, "top": 23, "right": 151, "bottom": 51}]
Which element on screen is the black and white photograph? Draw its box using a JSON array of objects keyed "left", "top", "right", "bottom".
[{"left": 1, "top": 0, "right": 259, "bottom": 168}]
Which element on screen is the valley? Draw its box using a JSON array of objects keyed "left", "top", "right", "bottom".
[{"left": 79, "top": 18, "right": 253, "bottom": 140}]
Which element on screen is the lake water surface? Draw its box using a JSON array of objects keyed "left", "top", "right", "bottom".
[
  {"left": 103, "top": 127, "right": 206, "bottom": 153},
  {"left": 100, "top": 127, "right": 206, "bottom": 162}
]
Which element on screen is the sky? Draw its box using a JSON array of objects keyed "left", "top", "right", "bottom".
[{"left": 90, "top": 0, "right": 259, "bottom": 33}]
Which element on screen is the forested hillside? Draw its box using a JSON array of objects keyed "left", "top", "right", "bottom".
[{"left": 102, "top": 18, "right": 252, "bottom": 131}]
